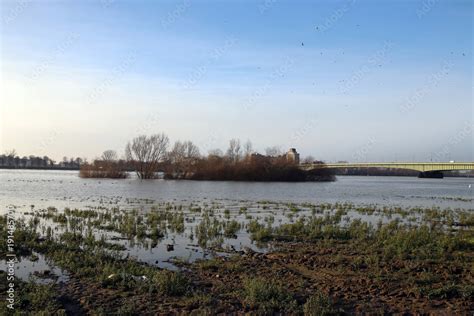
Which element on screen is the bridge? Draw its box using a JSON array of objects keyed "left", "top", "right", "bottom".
[{"left": 300, "top": 162, "right": 474, "bottom": 178}]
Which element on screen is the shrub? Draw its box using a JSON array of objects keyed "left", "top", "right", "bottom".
[{"left": 79, "top": 161, "right": 128, "bottom": 179}]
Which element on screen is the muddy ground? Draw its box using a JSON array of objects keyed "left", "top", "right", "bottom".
[{"left": 12, "top": 239, "right": 471, "bottom": 315}]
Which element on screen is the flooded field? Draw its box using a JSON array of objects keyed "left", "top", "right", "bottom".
[
  {"left": 1, "top": 170, "right": 473, "bottom": 314},
  {"left": 1, "top": 170, "right": 473, "bottom": 270},
  {"left": 1, "top": 170, "right": 473, "bottom": 210}
]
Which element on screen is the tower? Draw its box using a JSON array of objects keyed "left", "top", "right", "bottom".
[{"left": 286, "top": 148, "right": 300, "bottom": 165}]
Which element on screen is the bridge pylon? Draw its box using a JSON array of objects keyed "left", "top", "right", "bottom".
[{"left": 418, "top": 171, "right": 444, "bottom": 179}]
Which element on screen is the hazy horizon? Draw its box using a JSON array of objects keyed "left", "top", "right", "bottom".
[{"left": 1, "top": 0, "right": 472, "bottom": 162}]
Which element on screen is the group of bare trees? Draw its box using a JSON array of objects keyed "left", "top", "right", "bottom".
[
  {"left": 79, "top": 149, "right": 127, "bottom": 178},
  {"left": 81, "top": 133, "right": 198, "bottom": 179}
]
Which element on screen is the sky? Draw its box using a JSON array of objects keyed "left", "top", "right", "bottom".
[{"left": 0, "top": 0, "right": 472, "bottom": 162}]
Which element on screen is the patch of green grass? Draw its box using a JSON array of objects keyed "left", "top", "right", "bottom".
[
  {"left": 152, "top": 271, "right": 190, "bottom": 296},
  {"left": 195, "top": 214, "right": 222, "bottom": 247},
  {"left": 0, "top": 276, "right": 65, "bottom": 315},
  {"left": 196, "top": 257, "right": 222, "bottom": 270},
  {"left": 419, "top": 283, "right": 474, "bottom": 300},
  {"left": 247, "top": 220, "right": 272, "bottom": 242},
  {"left": 242, "top": 277, "right": 298, "bottom": 314},
  {"left": 184, "top": 293, "right": 213, "bottom": 307},
  {"left": 223, "top": 220, "right": 241, "bottom": 238},
  {"left": 303, "top": 291, "right": 337, "bottom": 316}
]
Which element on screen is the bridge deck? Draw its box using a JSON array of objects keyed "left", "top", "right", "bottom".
[{"left": 301, "top": 162, "right": 474, "bottom": 173}]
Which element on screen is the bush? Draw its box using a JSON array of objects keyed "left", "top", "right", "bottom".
[
  {"left": 189, "top": 154, "right": 335, "bottom": 182},
  {"left": 79, "top": 161, "right": 128, "bottom": 179}
]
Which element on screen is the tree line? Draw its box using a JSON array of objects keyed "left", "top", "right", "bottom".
[{"left": 0, "top": 149, "right": 83, "bottom": 170}]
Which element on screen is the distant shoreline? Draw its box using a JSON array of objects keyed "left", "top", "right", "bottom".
[
  {"left": 0, "top": 166, "right": 80, "bottom": 171},
  {"left": 1, "top": 167, "right": 472, "bottom": 178}
]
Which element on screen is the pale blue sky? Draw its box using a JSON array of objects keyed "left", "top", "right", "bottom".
[{"left": 0, "top": 0, "right": 472, "bottom": 162}]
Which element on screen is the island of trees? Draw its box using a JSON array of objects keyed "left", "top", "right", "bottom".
[{"left": 79, "top": 133, "right": 335, "bottom": 182}]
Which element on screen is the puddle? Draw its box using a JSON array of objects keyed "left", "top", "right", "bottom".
[{"left": 1, "top": 252, "right": 69, "bottom": 284}]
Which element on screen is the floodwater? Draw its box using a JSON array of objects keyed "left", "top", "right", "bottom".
[
  {"left": 1, "top": 169, "right": 472, "bottom": 280},
  {"left": 1, "top": 169, "right": 473, "bottom": 210}
]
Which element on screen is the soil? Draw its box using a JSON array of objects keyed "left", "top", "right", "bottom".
[{"left": 51, "top": 240, "right": 473, "bottom": 315}]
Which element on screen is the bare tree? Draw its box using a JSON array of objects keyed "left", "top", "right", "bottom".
[
  {"left": 125, "top": 133, "right": 169, "bottom": 179},
  {"left": 226, "top": 139, "right": 241, "bottom": 163},
  {"left": 4, "top": 149, "right": 16, "bottom": 157},
  {"left": 244, "top": 140, "right": 253, "bottom": 157},
  {"left": 168, "top": 140, "right": 200, "bottom": 178},
  {"left": 169, "top": 141, "right": 200, "bottom": 162},
  {"left": 265, "top": 146, "right": 281, "bottom": 157},
  {"left": 101, "top": 150, "right": 118, "bottom": 162},
  {"left": 184, "top": 141, "right": 200, "bottom": 160}
]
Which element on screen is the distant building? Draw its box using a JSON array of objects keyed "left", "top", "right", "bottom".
[{"left": 286, "top": 148, "right": 300, "bottom": 165}]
